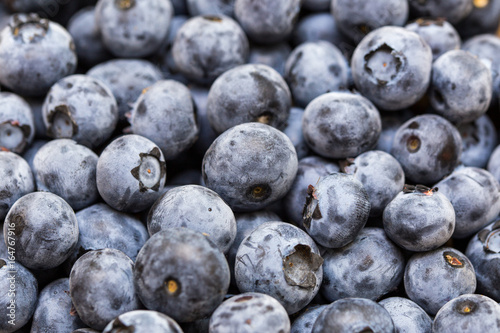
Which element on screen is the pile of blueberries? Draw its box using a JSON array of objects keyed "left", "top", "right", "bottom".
[{"left": 2, "top": 0, "right": 500, "bottom": 332}]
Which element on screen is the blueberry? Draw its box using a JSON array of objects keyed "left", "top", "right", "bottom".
[
  {"left": 404, "top": 247, "right": 476, "bottom": 315},
  {"left": 351, "top": 26, "right": 432, "bottom": 110},
  {"left": 344, "top": 150, "right": 405, "bottom": 217},
  {"left": 291, "top": 13, "right": 346, "bottom": 48},
  {"left": 102, "top": 310, "right": 183, "bottom": 333},
  {"left": 487, "top": 144, "right": 500, "bottom": 184},
  {"left": 67, "top": 6, "right": 112, "bottom": 69},
  {"left": 462, "top": 34, "right": 500, "bottom": 106},
  {"left": 96, "top": 134, "right": 167, "bottom": 213},
  {"left": 227, "top": 210, "right": 281, "bottom": 286},
  {"left": 87, "top": 59, "right": 163, "bottom": 123},
  {"left": 378, "top": 297, "right": 432, "bottom": 333},
  {"left": 134, "top": 228, "right": 230, "bottom": 323},
  {"left": 408, "top": 0, "right": 473, "bottom": 24},
  {"left": 290, "top": 305, "right": 328, "bottom": 333},
  {"left": 312, "top": 298, "right": 395, "bottom": 333},
  {"left": 207, "top": 64, "right": 291, "bottom": 134},
  {"left": 465, "top": 220, "right": 500, "bottom": 302},
  {"left": 284, "top": 156, "right": 339, "bottom": 228},
  {"left": 321, "top": 228, "right": 405, "bottom": 302},
  {"left": 42, "top": 74, "right": 119, "bottom": 149},
  {"left": 3, "top": 191, "right": 78, "bottom": 270},
  {"left": 456, "top": 1, "right": 500, "bottom": 39},
  {"left": 458, "top": 115, "right": 498, "bottom": 168},
  {"left": 32, "top": 139, "right": 99, "bottom": 211},
  {"left": 302, "top": 173, "right": 371, "bottom": 248},
  {"left": 67, "top": 203, "right": 149, "bottom": 268},
  {"left": 383, "top": 187, "right": 455, "bottom": 252},
  {"left": 148, "top": 185, "right": 236, "bottom": 254},
  {"left": 172, "top": 15, "right": 248, "bottom": 84},
  {"left": 70, "top": 248, "right": 141, "bottom": 330},
  {"left": 234, "top": 0, "right": 301, "bottom": 44},
  {"left": 0, "top": 92, "right": 35, "bottom": 154},
  {"left": 0, "top": 13, "right": 77, "bottom": 97},
  {"left": 432, "top": 294, "right": 500, "bottom": 333},
  {"left": 405, "top": 18, "right": 461, "bottom": 61},
  {"left": 95, "top": 0, "right": 173, "bottom": 57},
  {"left": 248, "top": 42, "right": 291, "bottom": 77},
  {"left": 390, "top": 114, "right": 462, "bottom": 184},
  {"left": 284, "top": 41, "right": 349, "bottom": 108},
  {"left": 235, "top": 221, "right": 323, "bottom": 314},
  {"left": 430, "top": 50, "right": 492, "bottom": 124},
  {"left": 283, "top": 107, "right": 310, "bottom": 160},
  {"left": 202, "top": 123, "right": 298, "bottom": 212},
  {"left": 0, "top": 259, "right": 37, "bottom": 332},
  {"left": 21, "top": 139, "right": 48, "bottom": 173},
  {"left": 331, "top": 0, "right": 409, "bottom": 43},
  {"left": 130, "top": 80, "right": 198, "bottom": 160},
  {"left": 435, "top": 167, "right": 500, "bottom": 239},
  {"left": 209, "top": 293, "right": 290, "bottom": 333},
  {"left": 0, "top": 151, "right": 34, "bottom": 222},
  {"left": 186, "top": 0, "right": 234, "bottom": 17},
  {"left": 302, "top": 92, "right": 381, "bottom": 159},
  {"left": 30, "top": 277, "right": 85, "bottom": 332}
]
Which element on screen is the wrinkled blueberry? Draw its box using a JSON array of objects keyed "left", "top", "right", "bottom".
[
  {"left": 96, "top": 134, "right": 167, "bottom": 213},
  {"left": 95, "top": 0, "right": 173, "bottom": 57},
  {"left": 302, "top": 173, "right": 370, "bottom": 248},
  {"left": 331, "top": 0, "right": 408, "bottom": 43},
  {"left": 202, "top": 123, "right": 298, "bottom": 212},
  {"left": 235, "top": 221, "right": 323, "bottom": 314},
  {"left": 103, "top": 310, "right": 183, "bottom": 333},
  {"left": 383, "top": 186, "right": 455, "bottom": 252},
  {"left": 209, "top": 292, "right": 290, "bottom": 333},
  {"left": 351, "top": 26, "right": 432, "bottom": 110},
  {"left": 432, "top": 294, "right": 500, "bottom": 333},
  {"left": 321, "top": 228, "right": 405, "bottom": 302},
  {"left": 67, "top": 6, "right": 112, "bottom": 68},
  {"left": 458, "top": 115, "right": 497, "bottom": 168},
  {"left": 172, "top": 15, "right": 248, "bottom": 84},
  {"left": 33, "top": 139, "right": 98, "bottom": 211},
  {"left": 408, "top": 0, "right": 473, "bottom": 24},
  {"left": 378, "top": 297, "right": 432, "bottom": 333},
  {"left": 3, "top": 191, "right": 78, "bottom": 269},
  {"left": 284, "top": 41, "right": 349, "bottom": 108},
  {"left": 0, "top": 92, "right": 35, "bottom": 153},
  {"left": 87, "top": 59, "right": 163, "bottom": 123},
  {"left": 390, "top": 114, "right": 462, "bottom": 184},
  {"left": 0, "top": 151, "right": 34, "bottom": 222},
  {"left": 0, "top": 13, "right": 77, "bottom": 97},
  {"left": 405, "top": 18, "right": 461, "bottom": 61},
  {"left": 430, "top": 50, "right": 492, "bottom": 124},
  {"left": 435, "top": 167, "right": 500, "bottom": 238},
  {"left": 42, "top": 74, "right": 119, "bottom": 149},
  {"left": 0, "top": 259, "right": 38, "bottom": 332},
  {"left": 134, "top": 228, "right": 230, "bottom": 323},
  {"left": 70, "top": 248, "right": 141, "bottom": 330},
  {"left": 312, "top": 298, "right": 395, "bottom": 333},
  {"left": 344, "top": 150, "right": 404, "bottom": 217},
  {"left": 130, "top": 80, "right": 198, "bottom": 160},
  {"left": 148, "top": 184, "right": 236, "bottom": 254},
  {"left": 234, "top": 0, "right": 301, "bottom": 44},
  {"left": 466, "top": 219, "right": 500, "bottom": 302},
  {"left": 404, "top": 247, "right": 477, "bottom": 315},
  {"left": 207, "top": 64, "right": 291, "bottom": 134},
  {"left": 284, "top": 156, "right": 339, "bottom": 228},
  {"left": 30, "top": 277, "right": 85, "bottom": 332}
]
